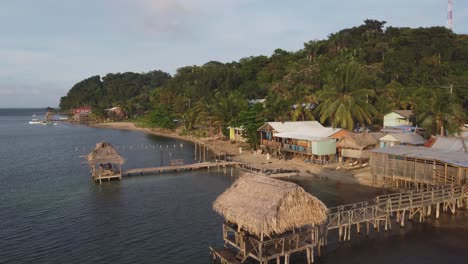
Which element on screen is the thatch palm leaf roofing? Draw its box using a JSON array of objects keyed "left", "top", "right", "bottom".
[
  {"left": 213, "top": 174, "right": 328, "bottom": 236},
  {"left": 87, "top": 142, "right": 125, "bottom": 165},
  {"left": 337, "top": 133, "right": 379, "bottom": 150}
]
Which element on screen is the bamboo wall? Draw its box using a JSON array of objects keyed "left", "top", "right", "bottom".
[
  {"left": 370, "top": 152, "right": 468, "bottom": 186},
  {"left": 341, "top": 149, "right": 369, "bottom": 159}
]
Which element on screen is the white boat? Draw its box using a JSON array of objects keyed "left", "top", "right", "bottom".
[
  {"left": 29, "top": 121, "right": 43, "bottom": 124},
  {"left": 29, "top": 113, "right": 57, "bottom": 125},
  {"left": 29, "top": 114, "right": 42, "bottom": 124}
]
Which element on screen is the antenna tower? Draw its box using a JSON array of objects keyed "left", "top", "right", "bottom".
[{"left": 447, "top": 0, "right": 453, "bottom": 30}]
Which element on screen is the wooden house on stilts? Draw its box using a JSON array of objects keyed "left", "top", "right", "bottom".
[
  {"left": 337, "top": 132, "right": 380, "bottom": 161},
  {"left": 257, "top": 121, "right": 346, "bottom": 162},
  {"left": 370, "top": 145, "right": 468, "bottom": 188},
  {"left": 210, "top": 174, "right": 328, "bottom": 264},
  {"left": 87, "top": 142, "right": 125, "bottom": 184}
]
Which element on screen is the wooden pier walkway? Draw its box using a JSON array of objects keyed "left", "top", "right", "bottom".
[
  {"left": 326, "top": 184, "right": 468, "bottom": 241},
  {"left": 209, "top": 179, "right": 468, "bottom": 264},
  {"left": 123, "top": 161, "right": 242, "bottom": 177}
]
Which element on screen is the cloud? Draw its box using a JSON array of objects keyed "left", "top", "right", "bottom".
[
  {"left": 110, "top": 0, "right": 203, "bottom": 34},
  {"left": 0, "top": 80, "right": 65, "bottom": 107},
  {"left": 110, "top": 0, "right": 252, "bottom": 35},
  {"left": 136, "top": 0, "right": 197, "bottom": 33},
  {"left": 0, "top": 49, "right": 55, "bottom": 66},
  {"left": 0, "top": 87, "right": 15, "bottom": 96}
]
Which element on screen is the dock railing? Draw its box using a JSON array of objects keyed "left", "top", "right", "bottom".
[{"left": 326, "top": 184, "right": 468, "bottom": 242}]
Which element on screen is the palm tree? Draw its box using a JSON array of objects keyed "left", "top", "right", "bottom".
[
  {"left": 384, "top": 81, "right": 405, "bottom": 109},
  {"left": 416, "top": 90, "right": 465, "bottom": 136},
  {"left": 190, "top": 91, "right": 247, "bottom": 136},
  {"left": 373, "top": 95, "right": 394, "bottom": 129},
  {"left": 211, "top": 91, "right": 247, "bottom": 126},
  {"left": 290, "top": 103, "right": 315, "bottom": 121},
  {"left": 315, "top": 61, "right": 376, "bottom": 130},
  {"left": 192, "top": 98, "right": 212, "bottom": 131},
  {"left": 264, "top": 91, "right": 290, "bottom": 121}
]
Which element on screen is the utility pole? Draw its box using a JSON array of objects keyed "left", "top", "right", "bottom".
[{"left": 447, "top": 0, "right": 453, "bottom": 31}]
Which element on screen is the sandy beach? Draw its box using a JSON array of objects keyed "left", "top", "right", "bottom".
[{"left": 91, "top": 122, "right": 376, "bottom": 186}]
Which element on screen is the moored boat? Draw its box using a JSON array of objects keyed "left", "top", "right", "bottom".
[
  {"left": 29, "top": 114, "right": 42, "bottom": 124},
  {"left": 29, "top": 113, "right": 57, "bottom": 125}
]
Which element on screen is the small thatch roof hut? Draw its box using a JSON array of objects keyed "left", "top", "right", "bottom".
[
  {"left": 337, "top": 132, "right": 379, "bottom": 150},
  {"left": 213, "top": 174, "right": 328, "bottom": 236},
  {"left": 87, "top": 142, "right": 125, "bottom": 166}
]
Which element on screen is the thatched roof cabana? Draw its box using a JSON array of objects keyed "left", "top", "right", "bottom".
[
  {"left": 87, "top": 142, "right": 125, "bottom": 166},
  {"left": 213, "top": 174, "right": 328, "bottom": 236},
  {"left": 337, "top": 132, "right": 379, "bottom": 150}
]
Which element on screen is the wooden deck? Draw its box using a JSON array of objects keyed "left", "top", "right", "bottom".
[
  {"left": 91, "top": 169, "right": 122, "bottom": 184},
  {"left": 327, "top": 184, "right": 468, "bottom": 241},
  {"left": 93, "top": 173, "right": 122, "bottom": 183},
  {"left": 212, "top": 223, "right": 320, "bottom": 264},
  {"left": 123, "top": 161, "right": 242, "bottom": 176},
  {"left": 210, "top": 247, "right": 242, "bottom": 264},
  {"left": 211, "top": 184, "right": 468, "bottom": 264}
]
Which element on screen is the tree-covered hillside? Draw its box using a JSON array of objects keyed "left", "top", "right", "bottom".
[
  {"left": 60, "top": 20, "right": 468, "bottom": 140},
  {"left": 59, "top": 70, "right": 171, "bottom": 115}
]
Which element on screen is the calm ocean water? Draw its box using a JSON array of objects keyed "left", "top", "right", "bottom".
[{"left": 1, "top": 109, "right": 467, "bottom": 264}]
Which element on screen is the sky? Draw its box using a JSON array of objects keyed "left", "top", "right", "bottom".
[{"left": 0, "top": 0, "right": 467, "bottom": 108}]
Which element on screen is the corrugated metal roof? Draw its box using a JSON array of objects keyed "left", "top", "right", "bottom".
[
  {"left": 370, "top": 145, "right": 468, "bottom": 167},
  {"left": 392, "top": 110, "right": 414, "bottom": 118},
  {"left": 266, "top": 121, "right": 324, "bottom": 133},
  {"left": 379, "top": 133, "right": 426, "bottom": 145},
  {"left": 259, "top": 121, "right": 342, "bottom": 140},
  {"left": 430, "top": 136, "right": 468, "bottom": 152},
  {"left": 274, "top": 132, "right": 335, "bottom": 142},
  {"left": 380, "top": 126, "right": 421, "bottom": 133}
]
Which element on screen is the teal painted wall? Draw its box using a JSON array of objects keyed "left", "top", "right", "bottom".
[{"left": 311, "top": 139, "right": 336, "bottom": 155}]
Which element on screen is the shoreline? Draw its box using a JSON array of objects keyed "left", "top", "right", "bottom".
[{"left": 90, "top": 122, "right": 377, "bottom": 187}]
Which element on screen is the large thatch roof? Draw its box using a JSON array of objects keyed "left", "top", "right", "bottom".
[
  {"left": 213, "top": 174, "right": 328, "bottom": 236},
  {"left": 87, "top": 142, "right": 125, "bottom": 165},
  {"left": 337, "top": 133, "right": 379, "bottom": 150}
]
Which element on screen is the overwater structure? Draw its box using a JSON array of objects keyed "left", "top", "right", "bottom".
[
  {"left": 210, "top": 173, "right": 468, "bottom": 264},
  {"left": 86, "top": 142, "right": 124, "bottom": 184},
  {"left": 370, "top": 145, "right": 468, "bottom": 188},
  {"left": 210, "top": 174, "right": 328, "bottom": 264}
]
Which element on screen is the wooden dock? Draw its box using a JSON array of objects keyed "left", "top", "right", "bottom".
[
  {"left": 211, "top": 184, "right": 468, "bottom": 264},
  {"left": 123, "top": 161, "right": 242, "bottom": 177},
  {"left": 326, "top": 184, "right": 468, "bottom": 242}
]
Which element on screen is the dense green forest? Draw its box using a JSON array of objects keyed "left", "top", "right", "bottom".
[{"left": 60, "top": 20, "right": 468, "bottom": 145}]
